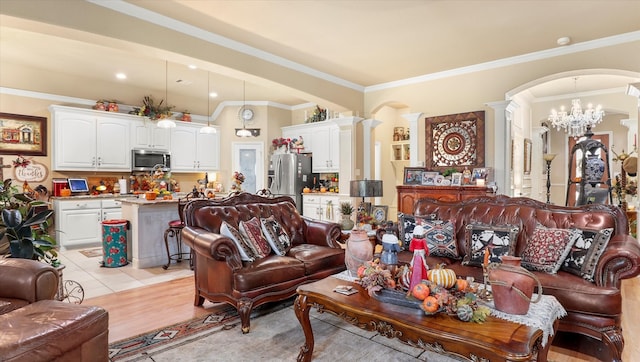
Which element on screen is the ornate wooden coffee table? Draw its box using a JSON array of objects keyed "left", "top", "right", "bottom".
[{"left": 295, "top": 276, "right": 556, "bottom": 362}]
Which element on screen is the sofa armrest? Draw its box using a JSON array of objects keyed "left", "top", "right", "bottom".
[
  {"left": 0, "top": 258, "right": 59, "bottom": 303},
  {"left": 182, "top": 226, "right": 243, "bottom": 271},
  {"left": 595, "top": 234, "right": 640, "bottom": 288},
  {"left": 302, "top": 217, "right": 343, "bottom": 248}
]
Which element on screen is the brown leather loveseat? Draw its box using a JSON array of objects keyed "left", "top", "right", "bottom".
[
  {"left": 0, "top": 258, "right": 109, "bottom": 361},
  {"left": 182, "top": 192, "right": 346, "bottom": 333},
  {"left": 397, "top": 195, "right": 639, "bottom": 361}
]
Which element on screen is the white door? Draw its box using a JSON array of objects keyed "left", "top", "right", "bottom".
[{"left": 232, "top": 142, "right": 264, "bottom": 194}]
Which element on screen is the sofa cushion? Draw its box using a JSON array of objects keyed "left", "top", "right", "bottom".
[
  {"left": 561, "top": 227, "right": 613, "bottom": 281},
  {"left": 261, "top": 216, "right": 292, "bottom": 256},
  {"left": 463, "top": 223, "right": 519, "bottom": 267},
  {"left": 220, "top": 222, "right": 255, "bottom": 262},
  {"left": 239, "top": 217, "right": 272, "bottom": 258},
  {"left": 234, "top": 256, "right": 306, "bottom": 291},
  {"left": 521, "top": 224, "right": 580, "bottom": 273},
  {"left": 287, "top": 244, "right": 346, "bottom": 275},
  {"left": 398, "top": 213, "right": 437, "bottom": 248},
  {"left": 421, "top": 219, "right": 459, "bottom": 259}
]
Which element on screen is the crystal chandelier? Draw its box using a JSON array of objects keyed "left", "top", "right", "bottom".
[{"left": 548, "top": 99, "right": 604, "bottom": 138}]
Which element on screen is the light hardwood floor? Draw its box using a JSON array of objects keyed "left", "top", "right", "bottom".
[{"left": 85, "top": 275, "right": 640, "bottom": 361}]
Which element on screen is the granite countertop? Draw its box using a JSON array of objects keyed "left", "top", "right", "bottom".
[{"left": 50, "top": 194, "right": 139, "bottom": 200}]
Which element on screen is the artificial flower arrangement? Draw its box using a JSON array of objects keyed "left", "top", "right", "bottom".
[
  {"left": 305, "top": 105, "right": 327, "bottom": 123},
  {"left": 356, "top": 259, "right": 490, "bottom": 323},
  {"left": 130, "top": 95, "right": 175, "bottom": 120},
  {"left": 613, "top": 175, "right": 637, "bottom": 201},
  {"left": 232, "top": 171, "right": 245, "bottom": 185},
  {"left": 272, "top": 137, "right": 291, "bottom": 150}
]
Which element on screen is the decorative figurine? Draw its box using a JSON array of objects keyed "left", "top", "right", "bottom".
[
  {"left": 408, "top": 225, "right": 429, "bottom": 292},
  {"left": 380, "top": 232, "right": 401, "bottom": 274}
]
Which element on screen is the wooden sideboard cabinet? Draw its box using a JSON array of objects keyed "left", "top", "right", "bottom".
[{"left": 397, "top": 185, "right": 496, "bottom": 214}]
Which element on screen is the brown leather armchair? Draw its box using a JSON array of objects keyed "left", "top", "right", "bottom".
[
  {"left": 0, "top": 258, "right": 109, "bottom": 361},
  {"left": 182, "top": 192, "right": 346, "bottom": 333}
]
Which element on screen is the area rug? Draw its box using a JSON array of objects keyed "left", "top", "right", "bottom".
[
  {"left": 79, "top": 247, "right": 102, "bottom": 258},
  {"left": 109, "top": 300, "right": 465, "bottom": 362}
]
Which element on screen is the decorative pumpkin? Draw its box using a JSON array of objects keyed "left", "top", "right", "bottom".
[
  {"left": 411, "top": 282, "right": 430, "bottom": 301},
  {"left": 457, "top": 304, "right": 474, "bottom": 322},
  {"left": 427, "top": 264, "right": 457, "bottom": 289},
  {"left": 421, "top": 296, "right": 440, "bottom": 314},
  {"left": 455, "top": 278, "right": 469, "bottom": 292},
  {"left": 397, "top": 265, "right": 412, "bottom": 291}
]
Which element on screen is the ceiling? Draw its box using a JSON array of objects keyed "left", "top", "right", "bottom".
[{"left": 1, "top": 0, "right": 639, "bottom": 116}]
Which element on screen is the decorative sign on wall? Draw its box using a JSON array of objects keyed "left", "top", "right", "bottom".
[
  {"left": 425, "top": 111, "right": 485, "bottom": 172},
  {"left": 13, "top": 157, "right": 48, "bottom": 182}
]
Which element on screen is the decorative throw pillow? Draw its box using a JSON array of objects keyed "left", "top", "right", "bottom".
[
  {"left": 260, "top": 216, "right": 291, "bottom": 256},
  {"left": 521, "top": 224, "right": 580, "bottom": 274},
  {"left": 462, "top": 223, "right": 519, "bottom": 267},
  {"left": 561, "top": 227, "right": 613, "bottom": 281},
  {"left": 220, "top": 222, "right": 255, "bottom": 262},
  {"left": 398, "top": 213, "right": 438, "bottom": 249},
  {"left": 421, "top": 219, "right": 459, "bottom": 259},
  {"left": 239, "top": 217, "right": 272, "bottom": 258}
]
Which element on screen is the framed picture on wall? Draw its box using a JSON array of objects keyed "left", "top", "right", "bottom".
[
  {"left": 403, "top": 167, "right": 423, "bottom": 185},
  {"left": 425, "top": 111, "right": 485, "bottom": 172},
  {"left": 0, "top": 113, "right": 47, "bottom": 156}
]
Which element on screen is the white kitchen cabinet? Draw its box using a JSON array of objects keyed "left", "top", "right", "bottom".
[
  {"left": 302, "top": 194, "right": 346, "bottom": 222},
  {"left": 50, "top": 105, "right": 131, "bottom": 171},
  {"left": 170, "top": 122, "right": 220, "bottom": 172},
  {"left": 281, "top": 122, "right": 339, "bottom": 172},
  {"left": 54, "top": 198, "right": 125, "bottom": 250},
  {"left": 131, "top": 119, "right": 171, "bottom": 150}
]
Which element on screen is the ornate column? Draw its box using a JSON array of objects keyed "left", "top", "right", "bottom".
[
  {"left": 532, "top": 125, "right": 550, "bottom": 201},
  {"left": 486, "top": 100, "right": 517, "bottom": 195},
  {"left": 401, "top": 112, "right": 423, "bottom": 167},
  {"left": 361, "top": 119, "right": 383, "bottom": 179},
  {"left": 333, "top": 117, "right": 363, "bottom": 194}
]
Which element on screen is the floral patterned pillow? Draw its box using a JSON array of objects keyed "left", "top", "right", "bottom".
[
  {"left": 521, "top": 224, "right": 581, "bottom": 274},
  {"left": 561, "top": 228, "right": 613, "bottom": 281},
  {"left": 260, "top": 216, "right": 291, "bottom": 256},
  {"left": 462, "top": 223, "right": 519, "bottom": 267},
  {"left": 239, "top": 217, "right": 272, "bottom": 258},
  {"left": 220, "top": 222, "right": 255, "bottom": 262}
]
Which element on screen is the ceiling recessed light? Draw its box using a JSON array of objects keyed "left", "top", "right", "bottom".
[
  {"left": 188, "top": 65, "right": 197, "bottom": 69},
  {"left": 209, "top": 92, "right": 218, "bottom": 98},
  {"left": 557, "top": 36, "right": 571, "bottom": 46},
  {"left": 116, "top": 73, "right": 127, "bottom": 80}
]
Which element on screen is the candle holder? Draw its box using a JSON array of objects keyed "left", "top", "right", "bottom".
[{"left": 478, "top": 264, "right": 493, "bottom": 301}]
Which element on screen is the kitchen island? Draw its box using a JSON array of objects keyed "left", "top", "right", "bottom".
[{"left": 120, "top": 198, "right": 184, "bottom": 269}]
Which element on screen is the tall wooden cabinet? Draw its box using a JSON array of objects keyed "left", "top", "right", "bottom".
[{"left": 396, "top": 185, "right": 495, "bottom": 214}]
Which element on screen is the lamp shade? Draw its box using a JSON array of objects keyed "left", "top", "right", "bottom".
[{"left": 350, "top": 180, "right": 383, "bottom": 198}]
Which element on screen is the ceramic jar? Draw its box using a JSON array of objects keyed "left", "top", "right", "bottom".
[
  {"left": 344, "top": 230, "right": 373, "bottom": 276},
  {"left": 585, "top": 154, "right": 605, "bottom": 183},
  {"left": 340, "top": 215, "right": 354, "bottom": 230},
  {"left": 488, "top": 256, "right": 542, "bottom": 315}
]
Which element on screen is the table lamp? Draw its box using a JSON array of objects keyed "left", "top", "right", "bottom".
[{"left": 350, "top": 180, "right": 383, "bottom": 224}]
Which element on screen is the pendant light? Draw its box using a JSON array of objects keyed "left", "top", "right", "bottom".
[
  {"left": 156, "top": 60, "right": 177, "bottom": 129},
  {"left": 199, "top": 71, "right": 217, "bottom": 134},
  {"left": 236, "top": 81, "right": 252, "bottom": 137}
]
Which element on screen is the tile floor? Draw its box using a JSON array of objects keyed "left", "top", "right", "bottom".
[{"left": 57, "top": 247, "right": 194, "bottom": 301}]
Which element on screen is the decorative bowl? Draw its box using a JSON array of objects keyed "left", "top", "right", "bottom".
[{"left": 145, "top": 192, "right": 158, "bottom": 201}]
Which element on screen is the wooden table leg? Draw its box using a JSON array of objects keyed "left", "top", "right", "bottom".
[{"left": 294, "top": 294, "right": 314, "bottom": 362}]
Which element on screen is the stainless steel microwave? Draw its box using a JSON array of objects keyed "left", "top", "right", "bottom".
[{"left": 131, "top": 149, "right": 171, "bottom": 171}]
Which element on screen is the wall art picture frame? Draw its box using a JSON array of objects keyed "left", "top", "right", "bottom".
[
  {"left": 0, "top": 113, "right": 47, "bottom": 156},
  {"left": 425, "top": 111, "right": 485, "bottom": 172},
  {"left": 403, "top": 167, "right": 423, "bottom": 185},
  {"left": 372, "top": 205, "right": 388, "bottom": 224},
  {"left": 451, "top": 172, "right": 463, "bottom": 186},
  {"left": 421, "top": 171, "right": 438, "bottom": 185}
]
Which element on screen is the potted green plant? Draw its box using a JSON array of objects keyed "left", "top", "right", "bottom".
[
  {"left": 339, "top": 202, "right": 355, "bottom": 230},
  {"left": 0, "top": 179, "right": 58, "bottom": 265}
]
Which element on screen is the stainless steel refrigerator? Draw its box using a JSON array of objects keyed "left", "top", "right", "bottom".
[{"left": 268, "top": 153, "right": 317, "bottom": 213}]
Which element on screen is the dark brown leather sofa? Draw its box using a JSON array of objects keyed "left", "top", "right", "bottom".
[
  {"left": 0, "top": 258, "right": 109, "bottom": 361},
  {"left": 182, "top": 192, "right": 346, "bottom": 333},
  {"left": 397, "top": 195, "right": 639, "bottom": 361}
]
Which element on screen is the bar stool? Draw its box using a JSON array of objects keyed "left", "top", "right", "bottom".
[{"left": 163, "top": 191, "right": 201, "bottom": 270}]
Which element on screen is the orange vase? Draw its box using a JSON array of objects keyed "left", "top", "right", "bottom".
[
  {"left": 488, "top": 256, "right": 542, "bottom": 315},
  {"left": 344, "top": 230, "right": 373, "bottom": 276}
]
